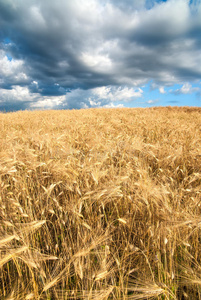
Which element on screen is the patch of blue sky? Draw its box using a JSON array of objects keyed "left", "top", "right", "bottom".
[
  {"left": 146, "top": 0, "right": 168, "bottom": 9},
  {"left": 3, "top": 38, "right": 13, "bottom": 61},
  {"left": 127, "top": 82, "right": 201, "bottom": 108},
  {"left": 3, "top": 37, "right": 12, "bottom": 44},
  {"left": 6, "top": 54, "right": 12, "bottom": 61}
]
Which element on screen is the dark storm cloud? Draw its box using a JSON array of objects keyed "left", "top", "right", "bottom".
[
  {"left": 0, "top": 0, "right": 201, "bottom": 110},
  {"left": 0, "top": 100, "right": 29, "bottom": 112}
]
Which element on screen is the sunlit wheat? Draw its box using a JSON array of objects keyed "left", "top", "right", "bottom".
[{"left": 0, "top": 107, "right": 201, "bottom": 299}]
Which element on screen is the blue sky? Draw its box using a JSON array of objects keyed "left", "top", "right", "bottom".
[{"left": 0, "top": 0, "right": 201, "bottom": 111}]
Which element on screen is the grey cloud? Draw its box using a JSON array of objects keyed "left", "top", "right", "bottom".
[
  {"left": 0, "top": 100, "right": 29, "bottom": 112},
  {"left": 0, "top": 100, "right": 27, "bottom": 112},
  {"left": 167, "top": 100, "right": 179, "bottom": 104},
  {"left": 0, "top": 0, "right": 201, "bottom": 110}
]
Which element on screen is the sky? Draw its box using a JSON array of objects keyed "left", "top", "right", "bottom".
[{"left": 0, "top": 0, "right": 201, "bottom": 111}]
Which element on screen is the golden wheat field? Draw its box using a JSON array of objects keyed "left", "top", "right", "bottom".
[{"left": 0, "top": 107, "right": 201, "bottom": 300}]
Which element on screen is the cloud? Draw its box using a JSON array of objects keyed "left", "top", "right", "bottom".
[
  {"left": 103, "top": 103, "right": 124, "bottom": 108},
  {"left": 167, "top": 100, "right": 179, "bottom": 104},
  {"left": 92, "top": 86, "right": 143, "bottom": 101},
  {"left": 146, "top": 99, "right": 159, "bottom": 105},
  {"left": 172, "top": 82, "right": 201, "bottom": 95},
  {"left": 59, "top": 86, "right": 143, "bottom": 110},
  {"left": 159, "top": 87, "right": 166, "bottom": 94},
  {"left": 0, "top": 85, "right": 66, "bottom": 111},
  {"left": 30, "top": 96, "right": 65, "bottom": 109},
  {"left": 0, "top": 0, "right": 201, "bottom": 110},
  {"left": 0, "top": 50, "right": 29, "bottom": 89},
  {"left": 101, "top": 0, "right": 146, "bottom": 11},
  {"left": 0, "top": 85, "right": 142, "bottom": 111},
  {"left": 0, "top": 86, "right": 33, "bottom": 111}
]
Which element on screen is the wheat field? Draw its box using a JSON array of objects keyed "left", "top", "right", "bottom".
[{"left": 0, "top": 107, "right": 201, "bottom": 299}]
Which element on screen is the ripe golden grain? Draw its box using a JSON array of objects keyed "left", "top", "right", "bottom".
[{"left": 0, "top": 107, "right": 201, "bottom": 299}]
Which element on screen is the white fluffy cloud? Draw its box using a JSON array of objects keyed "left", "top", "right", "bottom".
[
  {"left": 0, "top": 86, "right": 32, "bottom": 102},
  {"left": 92, "top": 86, "right": 143, "bottom": 101},
  {"left": 0, "top": 50, "right": 29, "bottom": 88},
  {"left": 0, "top": 85, "right": 142, "bottom": 110},
  {"left": 0, "top": 86, "right": 65, "bottom": 110},
  {"left": 146, "top": 99, "right": 159, "bottom": 105},
  {"left": 30, "top": 96, "right": 65, "bottom": 109},
  {"left": 173, "top": 82, "right": 201, "bottom": 95},
  {"left": 159, "top": 87, "right": 166, "bottom": 94},
  {"left": 59, "top": 86, "right": 143, "bottom": 110}
]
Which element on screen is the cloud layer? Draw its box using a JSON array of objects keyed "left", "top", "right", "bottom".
[{"left": 0, "top": 0, "right": 201, "bottom": 110}]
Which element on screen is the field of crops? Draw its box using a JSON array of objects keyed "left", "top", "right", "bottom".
[{"left": 1, "top": 107, "right": 201, "bottom": 299}]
